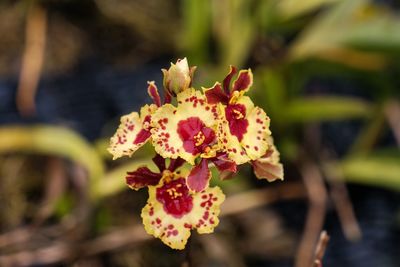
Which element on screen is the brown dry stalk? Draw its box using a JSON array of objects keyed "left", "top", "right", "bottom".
[
  {"left": 295, "top": 162, "right": 328, "bottom": 267},
  {"left": 384, "top": 100, "right": 400, "bottom": 146},
  {"left": 0, "top": 182, "right": 305, "bottom": 266},
  {"left": 312, "top": 231, "right": 330, "bottom": 267},
  {"left": 16, "top": 5, "right": 47, "bottom": 116},
  {"left": 329, "top": 180, "right": 361, "bottom": 241}
]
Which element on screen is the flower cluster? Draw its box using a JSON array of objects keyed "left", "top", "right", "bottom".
[{"left": 108, "top": 58, "right": 283, "bottom": 249}]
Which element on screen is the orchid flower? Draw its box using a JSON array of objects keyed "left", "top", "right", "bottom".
[
  {"left": 151, "top": 88, "right": 237, "bottom": 192},
  {"left": 108, "top": 58, "right": 283, "bottom": 250},
  {"left": 127, "top": 155, "right": 225, "bottom": 250},
  {"left": 204, "top": 66, "right": 271, "bottom": 165}
]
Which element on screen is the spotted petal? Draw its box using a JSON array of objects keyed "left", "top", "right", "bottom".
[
  {"left": 216, "top": 104, "right": 250, "bottom": 165},
  {"left": 241, "top": 106, "right": 271, "bottom": 160},
  {"left": 108, "top": 104, "right": 157, "bottom": 160},
  {"left": 151, "top": 88, "right": 218, "bottom": 164},
  {"left": 142, "top": 172, "right": 225, "bottom": 250},
  {"left": 252, "top": 137, "right": 284, "bottom": 182}
]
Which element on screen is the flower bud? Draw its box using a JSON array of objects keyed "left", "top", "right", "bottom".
[{"left": 162, "top": 58, "right": 196, "bottom": 96}]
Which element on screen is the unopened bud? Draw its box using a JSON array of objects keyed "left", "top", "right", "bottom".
[{"left": 162, "top": 58, "right": 196, "bottom": 96}]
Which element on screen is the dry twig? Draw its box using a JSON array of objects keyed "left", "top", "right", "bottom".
[
  {"left": 0, "top": 183, "right": 305, "bottom": 266},
  {"left": 16, "top": 4, "right": 47, "bottom": 116},
  {"left": 295, "top": 162, "right": 328, "bottom": 267},
  {"left": 384, "top": 100, "right": 400, "bottom": 146},
  {"left": 312, "top": 231, "right": 330, "bottom": 267}
]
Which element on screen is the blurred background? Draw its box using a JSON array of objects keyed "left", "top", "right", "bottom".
[{"left": 0, "top": 0, "right": 400, "bottom": 266}]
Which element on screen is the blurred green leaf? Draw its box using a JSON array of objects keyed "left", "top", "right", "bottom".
[
  {"left": 285, "top": 96, "right": 372, "bottom": 122},
  {"left": 276, "top": 0, "right": 341, "bottom": 20},
  {"left": 214, "top": 0, "right": 257, "bottom": 67},
  {"left": 94, "top": 159, "right": 154, "bottom": 200},
  {"left": 289, "top": 0, "right": 398, "bottom": 69},
  {"left": 181, "top": 0, "right": 212, "bottom": 63},
  {"left": 256, "top": 68, "right": 286, "bottom": 123},
  {"left": 54, "top": 193, "right": 74, "bottom": 218},
  {"left": 339, "top": 153, "right": 400, "bottom": 191},
  {"left": 348, "top": 108, "right": 385, "bottom": 155},
  {"left": 0, "top": 125, "right": 104, "bottom": 198},
  {"left": 344, "top": 9, "right": 400, "bottom": 52}
]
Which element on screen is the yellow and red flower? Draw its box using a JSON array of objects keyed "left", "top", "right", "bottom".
[
  {"left": 141, "top": 166, "right": 225, "bottom": 250},
  {"left": 151, "top": 88, "right": 219, "bottom": 163},
  {"left": 108, "top": 58, "right": 283, "bottom": 250},
  {"left": 204, "top": 66, "right": 271, "bottom": 165},
  {"left": 151, "top": 88, "right": 237, "bottom": 192}
]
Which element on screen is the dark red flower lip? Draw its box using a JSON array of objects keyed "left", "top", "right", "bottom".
[
  {"left": 177, "top": 117, "right": 216, "bottom": 155},
  {"left": 156, "top": 177, "right": 193, "bottom": 218},
  {"left": 225, "top": 104, "right": 248, "bottom": 141}
]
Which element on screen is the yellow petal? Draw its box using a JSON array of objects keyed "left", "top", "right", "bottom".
[
  {"left": 151, "top": 88, "right": 218, "bottom": 164},
  {"left": 140, "top": 104, "right": 158, "bottom": 121},
  {"left": 235, "top": 95, "right": 254, "bottom": 112},
  {"left": 151, "top": 104, "right": 188, "bottom": 160},
  {"left": 141, "top": 185, "right": 191, "bottom": 250},
  {"left": 189, "top": 186, "right": 225, "bottom": 234},
  {"left": 141, "top": 172, "right": 225, "bottom": 250},
  {"left": 108, "top": 104, "right": 157, "bottom": 160},
  {"left": 216, "top": 104, "right": 250, "bottom": 165},
  {"left": 253, "top": 137, "right": 284, "bottom": 182},
  {"left": 176, "top": 88, "right": 218, "bottom": 125},
  {"left": 241, "top": 107, "right": 271, "bottom": 160}
]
